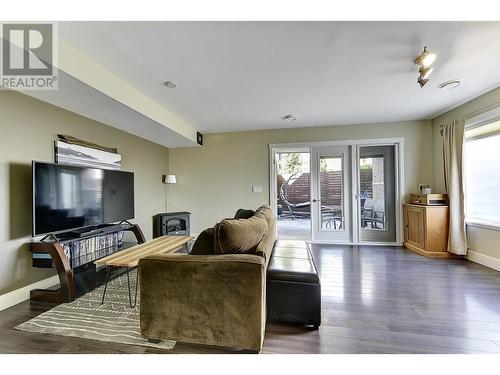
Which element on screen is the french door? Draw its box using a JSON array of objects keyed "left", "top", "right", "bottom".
[
  {"left": 311, "top": 146, "right": 351, "bottom": 242},
  {"left": 355, "top": 145, "right": 397, "bottom": 243},
  {"left": 271, "top": 139, "right": 402, "bottom": 245}
]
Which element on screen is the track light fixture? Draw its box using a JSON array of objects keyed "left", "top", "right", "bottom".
[
  {"left": 414, "top": 46, "right": 436, "bottom": 88},
  {"left": 417, "top": 75, "right": 429, "bottom": 88},
  {"left": 419, "top": 66, "right": 434, "bottom": 80},
  {"left": 414, "top": 46, "right": 437, "bottom": 67}
]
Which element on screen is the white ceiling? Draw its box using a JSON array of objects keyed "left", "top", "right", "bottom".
[{"left": 57, "top": 21, "right": 500, "bottom": 134}]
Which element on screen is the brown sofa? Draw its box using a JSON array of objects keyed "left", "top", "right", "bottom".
[{"left": 138, "top": 205, "right": 276, "bottom": 352}]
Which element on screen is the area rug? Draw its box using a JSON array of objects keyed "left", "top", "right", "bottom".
[{"left": 15, "top": 269, "right": 176, "bottom": 350}]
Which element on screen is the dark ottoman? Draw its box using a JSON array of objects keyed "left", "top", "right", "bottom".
[{"left": 266, "top": 240, "right": 321, "bottom": 329}]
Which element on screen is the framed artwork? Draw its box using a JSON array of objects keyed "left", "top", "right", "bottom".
[{"left": 54, "top": 140, "right": 122, "bottom": 170}]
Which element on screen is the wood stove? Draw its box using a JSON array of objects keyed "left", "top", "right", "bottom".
[{"left": 153, "top": 212, "right": 191, "bottom": 238}]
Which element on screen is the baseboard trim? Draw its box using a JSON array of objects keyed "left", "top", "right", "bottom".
[
  {"left": 467, "top": 250, "right": 500, "bottom": 272},
  {"left": 0, "top": 275, "right": 59, "bottom": 311},
  {"left": 309, "top": 240, "right": 403, "bottom": 246},
  {"left": 404, "top": 242, "right": 463, "bottom": 259}
]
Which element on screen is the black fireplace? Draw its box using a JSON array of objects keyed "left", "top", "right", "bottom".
[{"left": 153, "top": 212, "right": 191, "bottom": 238}]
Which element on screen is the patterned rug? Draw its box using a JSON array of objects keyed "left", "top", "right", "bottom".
[{"left": 15, "top": 269, "right": 176, "bottom": 350}]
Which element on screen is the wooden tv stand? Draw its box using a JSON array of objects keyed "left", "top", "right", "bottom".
[{"left": 29, "top": 223, "right": 146, "bottom": 303}]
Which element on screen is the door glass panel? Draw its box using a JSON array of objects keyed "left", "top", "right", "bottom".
[
  {"left": 320, "top": 155, "right": 344, "bottom": 230},
  {"left": 311, "top": 146, "right": 351, "bottom": 243},
  {"left": 276, "top": 152, "right": 311, "bottom": 239},
  {"left": 358, "top": 145, "right": 396, "bottom": 243},
  {"left": 360, "top": 155, "right": 385, "bottom": 230}
]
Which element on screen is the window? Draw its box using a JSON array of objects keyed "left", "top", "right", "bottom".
[
  {"left": 464, "top": 119, "right": 500, "bottom": 226},
  {"left": 359, "top": 155, "right": 386, "bottom": 230}
]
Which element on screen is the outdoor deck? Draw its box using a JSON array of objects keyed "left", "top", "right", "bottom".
[{"left": 277, "top": 216, "right": 310, "bottom": 239}]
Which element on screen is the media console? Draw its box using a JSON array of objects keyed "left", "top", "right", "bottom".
[{"left": 29, "top": 223, "right": 146, "bottom": 303}]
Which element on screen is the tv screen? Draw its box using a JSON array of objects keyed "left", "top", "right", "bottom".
[{"left": 33, "top": 161, "right": 134, "bottom": 236}]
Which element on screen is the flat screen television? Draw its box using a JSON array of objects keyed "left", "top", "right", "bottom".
[{"left": 33, "top": 161, "right": 134, "bottom": 236}]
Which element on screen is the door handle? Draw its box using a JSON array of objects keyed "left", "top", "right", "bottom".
[{"left": 312, "top": 199, "right": 319, "bottom": 203}]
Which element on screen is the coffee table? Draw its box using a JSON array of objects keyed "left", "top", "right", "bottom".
[{"left": 95, "top": 235, "right": 193, "bottom": 307}]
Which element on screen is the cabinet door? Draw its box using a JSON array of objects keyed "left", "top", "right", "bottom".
[
  {"left": 405, "top": 206, "right": 426, "bottom": 249},
  {"left": 425, "top": 206, "right": 449, "bottom": 252}
]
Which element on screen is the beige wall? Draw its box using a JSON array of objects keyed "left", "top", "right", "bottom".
[
  {"left": 4, "top": 84, "right": 497, "bottom": 297},
  {"left": 0, "top": 91, "right": 169, "bottom": 295},
  {"left": 3, "top": 81, "right": 498, "bottom": 297},
  {"left": 169, "top": 120, "right": 434, "bottom": 234},
  {"left": 433, "top": 87, "right": 500, "bottom": 262}
]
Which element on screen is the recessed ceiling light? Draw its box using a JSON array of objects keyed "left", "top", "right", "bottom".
[
  {"left": 283, "top": 114, "right": 297, "bottom": 121},
  {"left": 439, "top": 80, "right": 461, "bottom": 90},
  {"left": 164, "top": 81, "right": 177, "bottom": 88}
]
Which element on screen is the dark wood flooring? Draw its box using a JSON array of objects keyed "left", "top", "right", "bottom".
[{"left": 2, "top": 245, "right": 500, "bottom": 354}]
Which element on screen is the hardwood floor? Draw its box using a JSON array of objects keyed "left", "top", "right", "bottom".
[{"left": 2, "top": 245, "right": 500, "bottom": 353}]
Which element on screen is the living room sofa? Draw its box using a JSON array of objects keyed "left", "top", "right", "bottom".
[{"left": 138, "top": 205, "right": 276, "bottom": 352}]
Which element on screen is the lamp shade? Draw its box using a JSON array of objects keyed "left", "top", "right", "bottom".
[{"left": 166, "top": 174, "right": 177, "bottom": 184}]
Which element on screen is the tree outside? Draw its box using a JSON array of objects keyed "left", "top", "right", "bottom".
[
  {"left": 277, "top": 152, "right": 328, "bottom": 174},
  {"left": 282, "top": 153, "right": 303, "bottom": 174}
]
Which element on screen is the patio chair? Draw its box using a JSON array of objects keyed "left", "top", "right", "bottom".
[
  {"left": 322, "top": 207, "right": 343, "bottom": 230},
  {"left": 361, "top": 198, "right": 385, "bottom": 229},
  {"left": 279, "top": 174, "right": 311, "bottom": 219}
]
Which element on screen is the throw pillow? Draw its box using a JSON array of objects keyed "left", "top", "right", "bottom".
[
  {"left": 234, "top": 208, "right": 255, "bottom": 219},
  {"left": 254, "top": 204, "right": 274, "bottom": 225},
  {"left": 190, "top": 227, "right": 216, "bottom": 255},
  {"left": 214, "top": 215, "right": 268, "bottom": 254}
]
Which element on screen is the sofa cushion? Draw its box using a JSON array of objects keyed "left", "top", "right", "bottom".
[
  {"left": 190, "top": 227, "right": 216, "bottom": 255},
  {"left": 214, "top": 215, "right": 268, "bottom": 255},
  {"left": 254, "top": 205, "right": 274, "bottom": 226},
  {"left": 254, "top": 217, "right": 276, "bottom": 268},
  {"left": 234, "top": 208, "right": 255, "bottom": 219}
]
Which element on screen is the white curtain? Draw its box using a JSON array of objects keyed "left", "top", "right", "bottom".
[{"left": 442, "top": 119, "right": 468, "bottom": 255}]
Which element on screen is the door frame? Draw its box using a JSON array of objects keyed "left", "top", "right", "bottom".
[{"left": 269, "top": 137, "right": 405, "bottom": 246}]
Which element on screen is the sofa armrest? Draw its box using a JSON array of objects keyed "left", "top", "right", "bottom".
[{"left": 138, "top": 254, "right": 266, "bottom": 352}]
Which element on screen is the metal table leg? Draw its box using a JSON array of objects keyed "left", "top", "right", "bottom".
[
  {"left": 126, "top": 267, "right": 138, "bottom": 308},
  {"left": 101, "top": 266, "right": 111, "bottom": 305}
]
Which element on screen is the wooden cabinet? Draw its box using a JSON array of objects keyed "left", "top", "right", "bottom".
[{"left": 403, "top": 204, "right": 455, "bottom": 258}]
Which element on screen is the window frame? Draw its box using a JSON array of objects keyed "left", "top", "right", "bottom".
[{"left": 464, "top": 109, "right": 500, "bottom": 231}]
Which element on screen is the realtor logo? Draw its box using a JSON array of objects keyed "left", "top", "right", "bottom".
[{"left": 1, "top": 22, "right": 58, "bottom": 90}]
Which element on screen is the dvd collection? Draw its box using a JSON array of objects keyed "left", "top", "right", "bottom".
[{"left": 62, "top": 231, "right": 125, "bottom": 268}]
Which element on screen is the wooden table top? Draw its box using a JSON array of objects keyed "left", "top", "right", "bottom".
[{"left": 94, "top": 235, "right": 193, "bottom": 268}]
